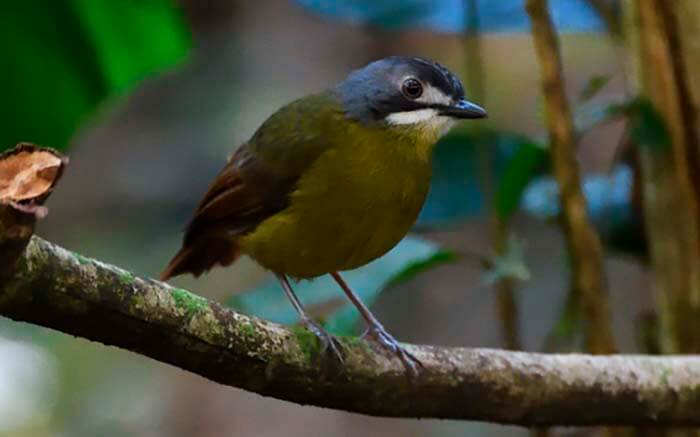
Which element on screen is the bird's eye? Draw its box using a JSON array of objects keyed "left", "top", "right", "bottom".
[{"left": 401, "top": 78, "right": 423, "bottom": 99}]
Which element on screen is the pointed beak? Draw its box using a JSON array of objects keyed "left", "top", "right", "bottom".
[{"left": 438, "top": 99, "right": 488, "bottom": 119}]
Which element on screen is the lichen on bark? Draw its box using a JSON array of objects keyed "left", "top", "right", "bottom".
[{"left": 2, "top": 236, "right": 700, "bottom": 425}]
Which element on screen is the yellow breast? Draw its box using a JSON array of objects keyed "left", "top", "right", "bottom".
[{"left": 240, "top": 125, "right": 435, "bottom": 279}]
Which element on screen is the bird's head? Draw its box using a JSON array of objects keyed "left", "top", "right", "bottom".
[{"left": 336, "top": 56, "right": 487, "bottom": 140}]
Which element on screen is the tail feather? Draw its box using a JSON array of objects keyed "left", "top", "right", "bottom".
[{"left": 160, "top": 238, "right": 240, "bottom": 281}]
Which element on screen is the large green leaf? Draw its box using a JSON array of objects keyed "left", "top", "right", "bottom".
[
  {"left": 419, "top": 129, "right": 543, "bottom": 226},
  {"left": 608, "top": 97, "right": 671, "bottom": 151},
  {"left": 230, "top": 235, "right": 452, "bottom": 336},
  {"left": 0, "top": 0, "right": 190, "bottom": 151},
  {"left": 495, "top": 141, "right": 548, "bottom": 220},
  {"left": 72, "top": 0, "right": 190, "bottom": 93}
]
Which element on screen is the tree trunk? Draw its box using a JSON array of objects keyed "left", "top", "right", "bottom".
[{"left": 629, "top": 0, "right": 700, "bottom": 354}]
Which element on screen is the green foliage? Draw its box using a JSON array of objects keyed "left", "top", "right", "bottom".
[
  {"left": 521, "top": 164, "right": 646, "bottom": 258},
  {"left": 384, "top": 250, "right": 457, "bottom": 288},
  {"left": 481, "top": 235, "right": 530, "bottom": 284},
  {"left": 522, "top": 95, "right": 668, "bottom": 259},
  {"left": 609, "top": 97, "right": 671, "bottom": 150},
  {"left": 420, "top": 129, "right": 544, "bottom": 225},
  {"left": 578, "top": 74, "right": 612, "bottom": 103},
  {"left": 230, "top": 236, "right": 451, "bottom": 335},
  {"left": 0, "top": 0, "right": 190, "bottom": 151},
  {"left": 495, "top": 141, "right": 548, "bottom": 220}
]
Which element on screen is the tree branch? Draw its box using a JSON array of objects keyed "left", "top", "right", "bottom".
[
  {"left": 525, "top": 0, "right": 617, "bottom": 354},
  {"left": 635, "top": 0, "right": 700, "bottom": 354},
  {"left": 2, "top": 236, "right": 700, "bottom": 426}
]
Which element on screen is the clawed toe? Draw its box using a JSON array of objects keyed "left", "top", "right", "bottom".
[
  {"left": 302, "top": 318, "right": 344, "bottom": 364},
  {"left": 363, "top": 325, "right": 422, "bottom": 375},
  {"left": 329, "top": 272, "right": 422, "bottom": 376}
]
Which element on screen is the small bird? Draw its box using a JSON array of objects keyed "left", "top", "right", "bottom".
[{"left": 161, "top": 56, "right": 486, "bottom": 372}]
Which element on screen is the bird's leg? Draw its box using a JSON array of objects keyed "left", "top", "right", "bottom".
[
  {"left": 330, "top": 272, "right": 422, "bottom": 374},
  {"left": 276, "top": 274, "right": 344, "bottom": 363}
]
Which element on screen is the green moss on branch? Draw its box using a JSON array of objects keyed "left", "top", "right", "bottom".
[{"left": 2, "top": 237, "right": 700, "bottom": 426}]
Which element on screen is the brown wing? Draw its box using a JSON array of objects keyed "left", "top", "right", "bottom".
[
  {"left": 160, "top": 91, "right": 342, "bottom": 280},
  {"left": 186, "top": 145, "right": 291, "bottom": 242},
  {"left": 160, "top": 143, "right": 293, "bottom": 280}
]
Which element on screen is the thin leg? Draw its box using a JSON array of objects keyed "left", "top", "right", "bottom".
[
  {"left": 277, "top": 274, "right": 343, "bottom": 362},
  {"left": 330, "top": 272, "right": 422, "bottom": 374}
]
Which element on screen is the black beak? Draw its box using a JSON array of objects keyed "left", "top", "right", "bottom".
[{"left": 438, "top": 99, "right": 487, "bottom": 119}]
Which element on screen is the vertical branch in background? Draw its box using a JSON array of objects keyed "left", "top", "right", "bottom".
[
  {"left": 525, "top": 0, "right": 617, "bottom": 354},
  {"left": 633, "top": 0, "right": 700, "bottom": 354},
  {"left": 463, "top": 0, "right": 521, "bottom": 350},
  {"left": 584, "top": 0, "right": 621, "bottom": 36}
]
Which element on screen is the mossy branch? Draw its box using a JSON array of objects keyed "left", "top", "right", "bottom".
[
  {"left": 2, "top": 236, "right": 700, "bottom": 425},
  {"left": 0, "top": 142, "right": 698, "bottom": 427}
]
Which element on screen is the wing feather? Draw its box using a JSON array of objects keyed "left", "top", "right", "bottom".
[
  {"left": 161, "top": 91, "right": 342, "bottom": 280},
  {"left": 183, "top": 144, "right": 291, "bottom": 245}
]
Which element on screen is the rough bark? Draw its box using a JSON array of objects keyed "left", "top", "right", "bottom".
[
  {"left": 2, "top": 237, "right": 700, "bottom": 425},
  {"left": 2, "top": 144, "right": 700, "bottom": 425},
  {"left": 525, "top": 0, "right": 617, "bottom": 354}
]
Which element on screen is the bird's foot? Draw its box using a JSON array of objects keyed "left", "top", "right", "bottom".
[
  {"left": 302, "top": 318, "right": 344, "bottom": 364},
  {"left": 362, "top": 324, "right": 422, "bottom": 375}
]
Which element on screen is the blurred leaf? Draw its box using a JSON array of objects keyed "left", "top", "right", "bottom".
[
  {"left": 616, "top": 97, "right": 671, "bottom": 151},
  {"left": 573, "top": 96, "right": 626, "bottom": 134},
  {"left": 384, "top": 249, "right": 457, "bottom": 288},
  {"left": 230, "top": 235, "right": 447, "bottom": 336},
  {"left": 522, "top": 165, "right": 633, "bottom": 223},
  {"left": 495, "top": 141, "right": 548, "bottom": 220},
  {"left": 519, "top": 176, "right": 560, "bottom": 221},
  {"left": 0, "top": 1, "right": 190, "bottom": 151},
  {"left": 72, "top": 0, "right": 191, "bottom": 93},
  {"left": 296, "top": 0, "right": 606, "bottom": 33},
  {"left": 481, "top": 235, "right": 530, "bottom": 284},
  {"left": 603, "top": 213, "right": 647, "bottom": 258},
  {"left": 521, "top": 164, "right": 647, "bottom": 257},
  {"left": 578, "top": 74, "right": 612, "bottom": 103},
  {"left": 418, "top": 129, "right": 541, "bottom": 226}
]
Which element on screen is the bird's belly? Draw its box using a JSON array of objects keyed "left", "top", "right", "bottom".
[
  {"left": 239, "top": 148, "right": 431, "bottom": 278},
  {"left": 241, "top": 202, "right": 419, "bottom": 278}
]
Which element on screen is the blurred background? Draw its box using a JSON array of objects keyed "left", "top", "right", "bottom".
[{"left": 2, "top": 0, "right": 693, "bottom": 436}]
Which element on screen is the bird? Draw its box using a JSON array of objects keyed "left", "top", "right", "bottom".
[{"left": 161, "top": 56, "right": 487, "bottom": 373}]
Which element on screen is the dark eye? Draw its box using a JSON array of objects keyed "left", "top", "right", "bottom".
[{"left": 401, "top": 78, "right": 423, "bottom": 99}]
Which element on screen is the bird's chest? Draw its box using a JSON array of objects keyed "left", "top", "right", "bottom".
[
  {"left": 303, "top": 138, "right": 431, "bottom": 227},
  {"left": 317, "top": 146, "right": 428, "bottom": 212},
  {"left": 241, "top": 137, "right": 432, "bottom": 278}
]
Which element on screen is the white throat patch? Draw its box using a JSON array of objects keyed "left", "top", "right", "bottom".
[
  {"left": 385, "top": 109, "right": 456, "bottom": 137},
  {"left": 385, "top": 108, "right": 439, "bottom": 125}
]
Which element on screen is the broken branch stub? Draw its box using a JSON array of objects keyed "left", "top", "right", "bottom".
[
  {"left": 0, "top": 143, "right": 67, "bottom": 216},
  {"left": 0, "top": 143, "right": 68, "bottom": 274}
]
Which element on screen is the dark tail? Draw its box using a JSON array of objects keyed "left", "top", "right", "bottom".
[{"left": 160, "top": 238, "right": 240, "bottom": 281}]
